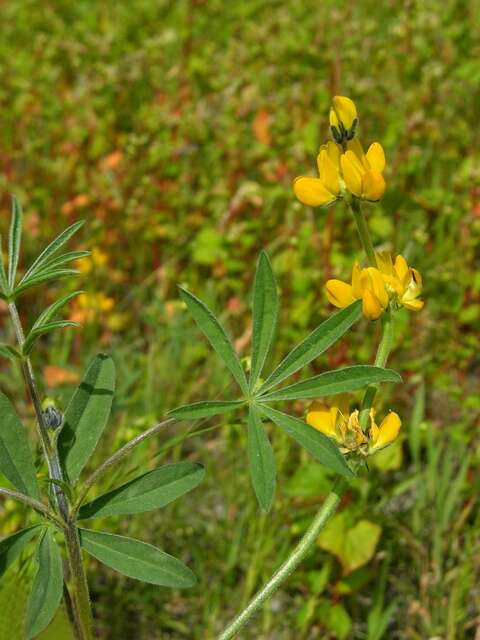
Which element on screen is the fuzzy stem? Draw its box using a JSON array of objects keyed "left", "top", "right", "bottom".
[
  {"left": 349, "top": 199, "right": 377, "bottom": 267},
  {"left": 217, "top": 477, "right": 348, "bottom": 640},
  {"left": 0, "top": 487, "right": 65, "bottom": 529}
]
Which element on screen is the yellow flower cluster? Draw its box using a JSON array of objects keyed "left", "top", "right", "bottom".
[
  {"left": 326, "top": 252, "right": 424, "bottom": 320},
  {"left": 293, "top": 96, "right": 386, "bottom": 207},
  {"left": 306, "top": 395, "right": 401, "bottom": 455}
]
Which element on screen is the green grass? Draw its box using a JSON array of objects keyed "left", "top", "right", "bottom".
[{"left": 0, "top": 0, "right": 479, "bottom": 638}]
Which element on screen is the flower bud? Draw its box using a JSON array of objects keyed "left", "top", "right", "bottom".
[{"left": 329, "top": 96, "right": 358, "bottom": 143}]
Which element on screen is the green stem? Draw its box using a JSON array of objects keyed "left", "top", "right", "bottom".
[
  {"left": 0, "top": 487, "right": 65, "bottom": 529},
  {"left": 217, "top": 477, "right": 348, "bottom": 640},
  {"left": 8, "top": 302, "right": 93, "bottom": 640},
  {"left": 349, "top": 199, "right": 377, "bottom": 267}
]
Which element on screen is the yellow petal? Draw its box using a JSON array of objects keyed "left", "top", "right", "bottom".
[
  {"left": 341, "top": 152, "right": 363, "bottom": 197},
  {"left": 402, "top": 298, "right": 424, "bottom": 311},
  {"left": 351, "top": 261, "right": 362, "bottom": 298},
  {"left": 326, "top": 279, "right": 357, "bottom": 308},
  {"left": 370, "top": 411, "right": 401, "bottom": 451},
  {"left": 362, "top": 171, "right": 386, "bottom": 201},
  {"left": 393, "top": 255, "right": 409, "bottom": 281},
  {"left": 318, "top": 149, "right": 340, "bottom": 196},
  {"left": 306, "top": 401, "right": 339, "bottom": 440},
  {"left": 362, "top": 288, "right": 384, "bottom": 320},
  {"left": 332, "top": 96, "right": 358, "bottom": 131},
  {"left": 365, "top": 267, "right": 389, "bottom": 309},
  {"left": 329, "top": 107, "right": 340, "bottom": 128},
  {"left": 366, "top": 142, "right": 386, "bottom": 173},
  {"left": 346, "top": 138, "right": 367, "bottom": 168},
  {"left": 293, "top": 177, "right": 336, "bottom": 207},
  {"left": 375, "top": 251, "right": 393, "bottom": 276},
  {"left": 410, "top": 268, "right": 423, "bottom": 290},
  {"left": 325, "top": 141, "right": 341, "bottom": 167},
  {"left": 334, "top": 394, "right": 351, "bottom": 419}
]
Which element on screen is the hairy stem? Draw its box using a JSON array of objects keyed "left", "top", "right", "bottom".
[
  {"left": 8, "top": 302, "right": 93, "bottom": 640},
  {"left": 73, "top": 418, "right": 174, "bottom": 513},
  {"left": 349, "top": 199, "right": 377, "bottom": 267},
  {"left": 0, "top": 487, "right": 65, "bottom": 529},
  {"left": 217, "top": 477, "right": 348, "bottom": 640}
]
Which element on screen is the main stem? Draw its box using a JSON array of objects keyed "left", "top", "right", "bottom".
[
  {"left": 349, "top": 199, "right": 377, "bottom": 267},
  {"left": 217, "top": 477, "right": 348, "bottom": 640},
  {"left": 8, "top": 302, "right": 93, "bottom": 640}
]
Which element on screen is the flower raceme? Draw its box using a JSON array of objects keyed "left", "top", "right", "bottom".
[
  {"left": 329, "top": 96, "right": 358, "bottom": 144},
  {"left": 306, "top": 396, "right": 401, "bottom": 455},
  {"left": 326, "top": 253, "right": 424, "bottom": 320}
]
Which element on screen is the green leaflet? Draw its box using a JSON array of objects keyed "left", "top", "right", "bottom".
[
  {"left": 8, "top": 195, "right": 22, "bottom": 289},
  {"left": 0, "top": 525, "right": 41, "bottom": 578},
  {"left": 22, "top": 321, "right": 81, "bottom": 356},
  {"left": 79, "top": 463, "right": 205, "bottom": 519},
  {"left": 31, "top": 290, "right": 83, "bottom": 331},
  {"left": 12, "top": 268, "right": 79, "bottom": 297},
  {"left": 0, "top": 344, "right": 22, "bottom": 361},
  {"left": 58, "top": 354, "right": 115, "bottom": 483},
  {"left": 168, "top": 399, "right": 245, "bottom": 420},
  {"left": 247, "top": 406, "right": 276, "bottom": 512},
  {"left": 0, "top": 391, "right": 40, "bottom": 499},
  {"left": 259, "top": 301, "right": 362, "bottom": 394},
  {"left": 260, "top": 365, "right": 401, "bottom": 402},
  {"left": 179, "top": 287, "right": 248, "bottom": 394},
  {"left": 249, "top": 251, "right": 279, "bottom": 391},
  {"left": 79, "top": 529, "right": 197, "bottom": 588},
  {"left": 0, "top": 235, "right": 9, "bottom": 296},
  {"left": 25, "top": 530, "right": 63, "bottom": 639},
  {"left": 258, "top": 405, "right": 354, "bottom": 479}
]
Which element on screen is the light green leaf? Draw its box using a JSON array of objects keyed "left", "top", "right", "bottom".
[
  {"left": 179, "top": 287, "right": 248, "bottom": 393},
  {"left": 259, "top": 301, "right": 362, "bottom": 394},
  {"left": 168, "top": 399, "right": 244, "bottom": 421},
  {"left": 23, "top": 321, "right": 81, "bottom": 356},
  {"left": 0, "top": 235, "right": 9, "bottom": 296},
  {"left": 250, "top": 251, "right": 279, "bottom": 391},
  {"left": 260, "top": 366, "right": 401, "bottom": 402},
  {"left": 0, "top": 391, "right": 40, "bottom": 499},
  {"left": 0, "top": 525, "right": 41, "bottom": 578},
  {"left": 79, "top": 462, "right": 205, "bottom": 519},
  {"left": 13, "top": 268, "right": 79, "bottom": 297},
  {"left": 8, "top": 195, "right": 22, "bottom": 288},
  {"left": 26, "top": 529, "right": 63, "bottom": 639},
  {"left": 79, "top": 529, "right": 196, "bottom": 588},
  {"left": 58, "top": 354, "right": 115, "bottom": 483},
  {"left": 31, "top": 291, "right": 83, "bottom": 331},
  {"left": 20, "top": 221, "right": 84, "bottom": 284},
  {"left": 0, "top": 344, "right": 23, "bottom": 361},
  {"left": 258, "top": 405, "right": 354, "bottom": 478},
  {"left": 247, "top": 406, "right": 276, "bottom": 512}
]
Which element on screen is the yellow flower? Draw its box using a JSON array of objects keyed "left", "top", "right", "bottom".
[
  {"left": 326, "top": 262, "right": 389, "bottom": 320},
  {"left": 369, "top": 409, "right": 401, "bottom": 453},
  {"left": 306, "top": 395, "right": 367, "bottom": 451},
  {"left": 340, "top": 139, "right": 386, "bottom": 201},
  {"left": 375, "top": 252, "right": 424, "bottom": 311},
  {"left": 77, "top": 247, "right": 108, "bottom": 274},
  {"left": 329, "top": 96, "right": 358, "bottom": 143},
  {"left": 293, "top": 141, "right": 342, "bottom": 207}
]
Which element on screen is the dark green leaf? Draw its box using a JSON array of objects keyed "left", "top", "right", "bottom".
[
  {"left": 79, "top": 462, "right": 205, "bottom": 519},
  {"left": 26, "top": 529, "right": 63, "bottom": 639},
  {"left": 259, "top": 301, "right": 362, "bottom": 394},
  {"left": 250, "top": 251, "right": 279, "bottom": 391},
  {"left": 0, "top": 344, "right": 23, "bottom": 361},
  {"left": 20, "top": 221, "right": 84, "bottom": 284},
  {"left": 79, "top": 529, "right": 196, "bottom": 588},
  {"left": 247, "top": 406, "right": 276, "bottom": 512},
  {"left": 8, "top": 195, "right": 22, "bottom": 288},
  {"left": 32, "top": 291, "right": 83, "bottom": 331},
  {"left": 258, "top": 405, "right": 354, "bottom": 478},
  {"left": 179, "top": 287, "right": 248, "bottom": 393},
  {"left": 58, "top": 354, "right": 115, "bottom": 483},
  {"left": 0, "top": 235, "right": 9, "bottom": 296},
  {"left": 168, "top": 399, "right": 244, "bottom": 421},
  {"left": 0, "top": 391, "right": 40, "bottom": 499},
  {"left": 260, "top": 366, "right": 401, "bottom": 402},
  {"left": 23, "top": 321, "right": 81, "bottom": 356},
  {"left": 0, "top": 525, "right": 41, "bottom": 577},
  {"left": 13, "top": 268, "right": 79, "bottom": 297}
]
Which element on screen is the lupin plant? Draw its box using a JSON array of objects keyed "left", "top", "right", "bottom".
[{"left": 0, "top": 95, "right": 422, "bottom": 640}]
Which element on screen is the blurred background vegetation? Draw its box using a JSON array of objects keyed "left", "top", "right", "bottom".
[{"left": 0, "top": 0, "right": 479, "bottom": 638}]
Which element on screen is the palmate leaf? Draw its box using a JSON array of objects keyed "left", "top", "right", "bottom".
[
  {"left": 79, "top": 463, "right": 205, "bottom": 519},
  {"left": 179, "top": 287, "right": 248, "bottom": 394},
  {"left": 58, "top": 354, "right": 115, "bottom": 484},
  {"left": 26, "top": 529, "right": 63, "bottom": 640},
  {"left": 259, "top": 301, "right": 362, "bottom": 394},
  {"left": 168, "top": 399, "right": 245, "bottom": 421},
  {"left": 79, "top": 529, "right": 196, "bottom": 588},
  {"left": 0, "top": 525, "right": 41, "bottom": 578},
  {"left": 0, "top": 391, "right": 40, "bottom": 499},
  {"left": 8, "top": 195, "right": 23, "bottom": 289},
  {"left": 249, "top": 251, "right": 279, "bottom": 391},
  {"left": 247, "top": 406, "right": 276, "bottom": 512},
  {"left": 258, "top": 404, "right": 354, "bottom": 479},
  {"left": 22, "top": 321, "right": 81, "bottom": 356},
  {"left": 259, "top": 366, "right": 401, "bottom": 402}
]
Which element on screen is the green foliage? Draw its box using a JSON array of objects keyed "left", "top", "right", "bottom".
[
  {"left": 0, "top": 392, "right": 40, "bottom": 499},
  {"left": 168, "top": 400, "right": 245, "bottom": 420},
  {"left": 58, "top": 354, "right": 115, "bottom": 483},
  {"left": 247, "top": 406, "right": 276, "bottom": 512},
  {"left": 0, "top": 526, "right": 41, "bottom": 578},
  {"left": 79, "top": 529, "right": 196, "bottom": 588},
  {"left": 26, "top": 530, "right": 63, "bottom": 639},
  {"left": 78, "top": 463, "right": 205, "bottom": 519},
  {"left": 8, "top": 195, "right": 22, "bottom": 290}
]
